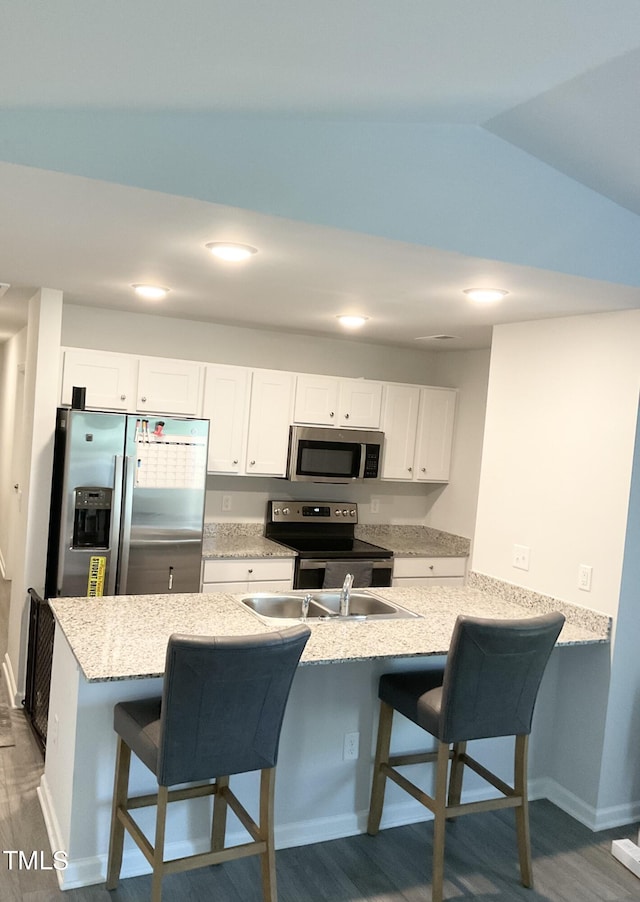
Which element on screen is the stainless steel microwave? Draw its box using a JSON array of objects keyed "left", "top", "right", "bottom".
[{"left": 287, "top": 425, "right": 384, "bottom": 483}]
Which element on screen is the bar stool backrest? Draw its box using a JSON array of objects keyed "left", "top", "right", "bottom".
[
  {"left": 439, "top": 613, "right": 565, "bottom": 743},
  {"left": 157, "top": 626, "right": 310, "bottom": 786}
]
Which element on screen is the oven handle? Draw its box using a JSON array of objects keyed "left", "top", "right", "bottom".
[{"left": 298, "top": 558, "right": 392, "bottom": 570}]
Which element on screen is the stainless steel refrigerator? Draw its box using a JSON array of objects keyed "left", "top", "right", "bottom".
[{"left": 45, "top": 407, "right": 209, "bottom": 598}]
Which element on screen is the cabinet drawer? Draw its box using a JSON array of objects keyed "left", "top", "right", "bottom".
[
  {"left": 392, "top": 556, "right": 467, "bottom": 579},
  {"left": 202, "top": 558, "right": 294, "bottom": 584}
]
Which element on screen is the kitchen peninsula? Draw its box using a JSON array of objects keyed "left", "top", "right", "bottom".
[{"left": 41, "top": 581, "right": 609, "bottom": 889}]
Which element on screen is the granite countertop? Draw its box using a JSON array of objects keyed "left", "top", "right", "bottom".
[
  {"left": 202, "top": 523, "right": 296, "bottom": 560},
  {"left": 201, "top": 522, "right": 470, "bottom": 560},
  {"left": 355, "top": 524, "right": 470, "bottom": 557},
  {"left": 49, "top": 576, "right": 610, "bottom": 683}
]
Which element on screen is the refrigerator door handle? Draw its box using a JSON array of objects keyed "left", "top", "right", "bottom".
[
  {"left": 106, "top": 455, "right": 125, "bottom": 595},
  {"left": 116, "top": 455, "right": 135, "bottom": 594}
]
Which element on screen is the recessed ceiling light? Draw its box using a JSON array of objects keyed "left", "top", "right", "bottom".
[
  {"left": 463, "top": 288, "right": 509, "bottom": 303},
  {"left": 205, "top": 242, "right": 258, "bottom": 262},
  {"left": 132, "top": 284, "right": 170, "bottom": 300},
  {"left": 337, "top": 315, "right": 369, "bottom": 328}
]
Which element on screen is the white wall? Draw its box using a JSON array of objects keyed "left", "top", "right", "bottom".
[
  {"left": 0, "top": 328, "right": 27, "bottom": 576},
  {"left": 425, "top": 348, "right": 491, "bottom": 540},
  {"left": 473, "top": 311, "right": 640, "bottom": 616},
  {"left": 472, "top": 309, "right": 640, "bottom": 823},
  {"left": 5, "top": 291, "right": 63, "bottom": 700},
  {"left": 61, "top": 304, "right": 438, "bottom": 384}
]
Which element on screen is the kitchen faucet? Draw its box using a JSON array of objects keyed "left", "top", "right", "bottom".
[{"left": 339, "top": 573, "right": 354, "bottom": 617}]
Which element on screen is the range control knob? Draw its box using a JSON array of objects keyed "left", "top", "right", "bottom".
[
  {"left": 349, "top": 509, "right": 356, "bottom": 517},
  {"left": 335, "top": 509, "right": 342, "bottom": 516},
  {"left": 282, "top": 507, "right": 290, "bottom": 516},
  {"left": 342, "top": 509, "right": 349, "bottom": 516},
  {"left": 273, "top": 507, "right": 281, "bottom": 515}
]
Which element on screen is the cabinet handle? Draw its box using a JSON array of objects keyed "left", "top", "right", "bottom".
[
  {"left": 408, "top": 467, "right": 412, "bottom": 472},
  {"left": 250, "top": 460, "right": 256, "bottom": 466},
  {"left": 421, "top": 467, "right": 426, "bottom": 472},
  {"left": 141, "top": 396, "right": 147, "bottom": 403},
  {"left": 233, "top": 459, "right": 238, "bottom": 464},
  {"left": 248, "top": 568, "right": 253, "bottom": 574},
  {"left": 329, "top": 411, "right": 334, "bottom": 417},
  {"left": 120, "top": 394, "right": 126, "bottom": 401},
  {"left": 344, "top": 413, "right": 350, "bottom": 419},
  {"left": 429, "top": 564, "right": 434, "bottom": 570}
]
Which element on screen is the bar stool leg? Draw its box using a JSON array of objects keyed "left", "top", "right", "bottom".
[
  {"left": 259, "top": 768, "right": 277, "bottom": 902},
  {"left": 211, "top": 775, "right": 229, "bottom": 853},
  {"left": 367, "top": 701, "right": 394, "bottom": 835},
  {"left": 447, "top": 740, "right": 467, "bottom": 813},
  {"left": 106, "top": 737, "right": 131, "bottom": 890},
  {"left": 514, "top": 734, "right": 533, "bottom": 887},
  {"left": 150, "top": 786, "right": 169, "bottom": 902},
  {"left": 431, "top": 741, "right": 450, "bottom": 902}
]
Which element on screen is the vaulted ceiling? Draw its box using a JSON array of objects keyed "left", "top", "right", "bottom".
[{"left": 2, "top": 1, "right": 640, "bottom": 348}]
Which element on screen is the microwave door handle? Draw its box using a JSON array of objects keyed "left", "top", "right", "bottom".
[{"left": 358, "top": 444, "right": 367, "bottom": 479}]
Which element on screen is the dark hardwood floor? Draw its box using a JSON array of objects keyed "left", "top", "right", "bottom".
[{"left": 1, "top": 575, "right": 639, "bottom": 900}]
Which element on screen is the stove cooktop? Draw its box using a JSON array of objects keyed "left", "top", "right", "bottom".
[{"left": 272, "top": 536, "right": 392, "bottom": 560}]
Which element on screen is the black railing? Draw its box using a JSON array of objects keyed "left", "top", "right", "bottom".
[{"left": 24, "top": 587, "right": 55, "bottom": 752}]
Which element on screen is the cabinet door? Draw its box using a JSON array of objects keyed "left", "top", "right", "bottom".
[
  {"left": 202, "top": 365, "right": 249, "bottom": 473},
  {"left": 137, "top": 357, "right": 203, "bottom": 416},
  {"left": 338, "top": 379, "right": 383, "bottom": 428},
  {"left": 380, "top": 384, "right": 420, "bottom": 480},
  {"left": 415, "top": 388, "right": 457, "bottom": 482},
  {"left": 245, "top": 370, "right": 294, "bottom": 476},
  {"left": 293, "top": 374, "right": 339, "bottom": 425},
  {"left": 61, "top": 349, "right": 137, "bottom": 411}
]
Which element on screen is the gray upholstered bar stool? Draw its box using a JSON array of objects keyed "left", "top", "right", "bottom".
[
  {"left": 106, "top": 624, "right": 310, "bottom": 902},
  {"left": 367, "top": 612, "right": 565, "bottom": 902}
]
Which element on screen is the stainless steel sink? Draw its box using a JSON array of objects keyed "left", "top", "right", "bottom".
[
  {"left": 240, "top": 595, "right": 328, "bottom": 619},
  {"left": 239, "top": 590, "right": 418, "bottom": 621}
]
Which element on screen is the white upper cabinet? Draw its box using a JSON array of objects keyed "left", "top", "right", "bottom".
[
  {"left": 61, "top": 349, "right": 202, "bottom": 416},
  {"left": 414, "top": 387, "right": 457, "bottom": 482},
  {"left": 245, "top": 370, "right": 295, "bottom": 476},
  {"left": 294, "top": 374, "right": 382, "bottom": 428},
  {"left": 202, "top": 364, "right": 249, "bottom": 474},
  {"left": 380, "top": 384, "right": 421, "bottom": 479},
  {"left": 381, "top": 384, "right": 457, "bottom": 483},
  {"left": 136, "top": 357, "right": 202, "bottom": 416},
  {"left": 61, "top": 349, "right": 138, "bottom": 411}
]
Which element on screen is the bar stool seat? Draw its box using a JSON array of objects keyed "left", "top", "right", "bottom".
[
  {"left": 367, "top": 612, "right": 565, "bottom": 902},
  {"left": 106, "top": 624, "right": 310, "bottom": 902}
]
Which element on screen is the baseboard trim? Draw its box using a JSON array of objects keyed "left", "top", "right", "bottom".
[
  {"left": 37, "top": 775, "right": 67, "bottom": 889},
  {"left": 530, "top": 776, "right": 640, "bottom": 832},
  {"left": 1, "top": 652, "right": 20, "bottom": 708},
  {"left": 37, "top": 771, "right": 640, "bottom": 889}
]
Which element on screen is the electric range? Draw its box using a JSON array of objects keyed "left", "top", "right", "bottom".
[{"left": 264, "top": 500, "right": 393, "bottom": 589}]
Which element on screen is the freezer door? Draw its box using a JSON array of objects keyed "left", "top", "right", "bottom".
[
  {"left": 55, "top": 410, "right": 126, "bottom": 597},
  {"left": 118, "top": 415, "right": 208, "bottom": 595}
]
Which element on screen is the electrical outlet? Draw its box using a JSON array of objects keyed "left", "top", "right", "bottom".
[
  {"left": 343, "top": 731, "right": 360, "bottom": 761},
  {"left": 222, "top": 495, "right": 232, "bottom": 512},
  {"left": 370, "top": 498, "right": 380, "bottom": 514},
  {"left": 578, "top": 564, "right": 593, "bottom": 591},
  {"left": 513, "top": 544, "right": 530, "bottom": 571}
]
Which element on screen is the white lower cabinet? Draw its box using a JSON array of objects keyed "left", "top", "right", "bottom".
[
  {"left": 392, "top": 556, "right": 466, "bottom": 587},
  {"left": 201, "top": 558, "right": 294, "bottom": 593}
]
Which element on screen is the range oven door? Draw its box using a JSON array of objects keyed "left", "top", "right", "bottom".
[{"left": 294, "top": 558, "right": 393, "bottom": 590}]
